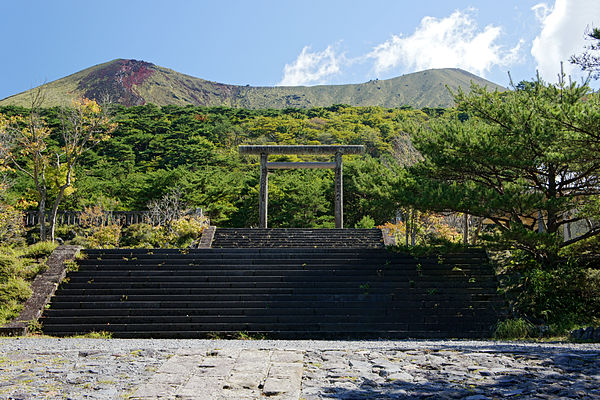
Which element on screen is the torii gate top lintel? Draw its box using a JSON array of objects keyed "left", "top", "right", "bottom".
[
  {"left": 239, "top": 145, "right": 365, "bottom": 155},
  {"left": 239, "top": 145, "right": 365, "bottom": 229}
]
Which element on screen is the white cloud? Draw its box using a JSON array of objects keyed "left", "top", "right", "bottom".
[
  {"left": 278, "top": 45, "right": 341, "bottom": 86},
  {"left": 531, "top": 0, "right": 600, "bottom": 81},
  {"left": 366, "top": 10, "right": 522, "bottom": 77},
  {"left": 532, "top": 3, "right": 552, "bottom": 22}
]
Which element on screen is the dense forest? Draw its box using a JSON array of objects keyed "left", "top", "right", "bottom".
[{"left": 1, "top": 102, "right": 430, "bottom": 228}]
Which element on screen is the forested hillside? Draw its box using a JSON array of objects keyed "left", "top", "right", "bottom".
[{"left": 1, "top": 103, "right": 428, "bottom": 228}]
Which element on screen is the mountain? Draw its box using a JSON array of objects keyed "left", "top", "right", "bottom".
[{"left": 0, "top": 59, "right": 505, "bottom": 109}]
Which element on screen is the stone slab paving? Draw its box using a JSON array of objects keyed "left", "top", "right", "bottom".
[
  {"left": 131, "top": 348, "right": 303, "bottom": 400},
  {"left": 0, "top": 338, "right": 599, "bottom": 399}
]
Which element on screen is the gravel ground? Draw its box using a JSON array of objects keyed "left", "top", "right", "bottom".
[{"left": 0, "top": 338, "right": 599, "bottom": 399}]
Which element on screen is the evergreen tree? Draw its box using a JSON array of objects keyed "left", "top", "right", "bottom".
[
  {"left": 399, "top": 78, "right": 600, "bottom": 260},
  {"left": 570, "top": 27, "right": 600, "bottom": 79}
]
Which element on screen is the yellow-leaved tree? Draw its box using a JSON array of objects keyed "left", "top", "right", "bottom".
[
  {"left": 0, "top": 91, "right": 116, "bottom": 242},
  {"left": 0, "top": 90, "right": 52, "bottom": 241}
]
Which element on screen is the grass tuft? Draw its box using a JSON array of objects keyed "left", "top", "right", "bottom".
[{"left": 493, "top": 318, "right": 535, "bottom": 339}]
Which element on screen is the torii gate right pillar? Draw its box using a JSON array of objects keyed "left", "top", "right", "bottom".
[
  {"left": 334, "top": 151, "right": 343, "bottom": 229},
  {"left": 259, "top": 153, "right": 268, "bottom": 229}
]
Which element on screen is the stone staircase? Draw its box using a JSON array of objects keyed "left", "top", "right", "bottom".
[
  {"left": 211, "top": 228, "right": 384, "bottom": 248},
  {"left": 40, "top": 244, "right": 504, "bottom": 338}
]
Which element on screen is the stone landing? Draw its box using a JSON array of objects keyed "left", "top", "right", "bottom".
[{"left": 131, "top": 349, "right": 303, "bottom": 400}]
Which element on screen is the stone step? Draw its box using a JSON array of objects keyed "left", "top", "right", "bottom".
[
  {"left": 69, "top": 268, "right": 495, "bottom": 282},
  {"left": 67, "top": 265, "right": 497, "bottom": 275},
  {"left": 42, "top": 329, "right": 492, "bottom": 339},
  {"left": 48, "top": 295, "right": 505, "bottom": 307},
  {"left": 45, "top": 315, "right": 493, "bottom": 332},
  {"left": 211, "top": 228, "right": 385, "bottom": 248},
  {"left": 41, "top": 321, "right": 496, "bottom": 334},
  {"left": 75, "top": 263, "right": 491, "bottom": 274},
  {"left": 43, "top": 303, "right": 505, "bottom": 317},
  {"left": 60, "top": 281, "right": 499, "bottom": 292},
  {"left": 41, "top": 318, "right": 498, "bottom": 333},
  {"left": 58, "top": 284, "right": 500, "bottom": 296},
  {"left": 52, "top": 289, "right": 501, "bottom": 301},
  {"left": 46, "top": 300, "right": 506, "bottom": 312},
  {"left": 82, "top": 246, "right": 486, "bottom": 254},
  {"left": 47, "top": 294, "right": 504, "bottom": 316},
  {"left": 67, "top": 265, "right": 496, "bottom": 274},
  {"left": 80, "top": 249, "right": 487, "bottom": 262}
]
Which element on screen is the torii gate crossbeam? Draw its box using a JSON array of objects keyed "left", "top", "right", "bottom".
[{"left": 239, "top": 145, "right": 365, "bottom": 229}]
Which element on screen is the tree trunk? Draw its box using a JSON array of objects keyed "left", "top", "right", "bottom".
[
  {"left": 473, "top": 217, "right": 483, "bottom": 244},
  {"left": 463, "top": 213, "right": 469, "bottom": 245},
  {"left": 49, "top": 187, "right": 67, "bottom": 243},
  {"left": 545, "top": 166, "right": 559, "bottom": 234},
  {"left": 405, "top": 211, "right": 409, "bottom": 246},
  {"left": 38, "top": 191, "right": 47, "bottom": 241},
  {"left": 410, "top": 209, "right": 416, "bottom": 246}
]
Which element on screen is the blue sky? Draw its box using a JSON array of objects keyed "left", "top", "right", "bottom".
[{"left": 1, "top": 0, "right": 599, "bottom": 100}]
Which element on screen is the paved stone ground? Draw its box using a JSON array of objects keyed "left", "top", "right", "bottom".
[{"left": 0, "top": 338, "right": 599, "bottom": 399}]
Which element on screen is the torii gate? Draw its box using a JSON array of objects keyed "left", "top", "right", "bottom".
[{"left": 239, "top": 145, "right": 365, "bottom": 229}]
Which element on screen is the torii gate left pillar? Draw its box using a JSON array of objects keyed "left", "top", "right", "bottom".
[{"left": 240, "top": 145, "right": 365, "bottom": 229}]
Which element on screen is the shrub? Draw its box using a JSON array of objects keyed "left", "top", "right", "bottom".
[
  {"left": 0, "top": 277, "right": 32, "bottom": 325},
  {"left": 86, "top": 224, "right": 121, "bottom": 248},
  {"left": 355, "top": 215, "right": 375, "bottom": 229},
  {"left": 0, "top": 299, "right": 24, "bottom": 326},
  {"left": 493, "top": 318, "right": 535, "bottom": 339},
  {"left": 0, "top": 242, "right": 58, "bottom": 325},
  {"left": 120, "top": 223, "right": 161, "bottom": 248},
  {"left": 0, "top": 277, "right": 32, "bottom": 303},
  {"left": 0, "top": 253, "right": 20, "bottom": 283},
  {"left": 173, "top": 215, "right": 208, "bottom": 247},
  {"left": 20, "top": 241, "right": 57, "bottom": 259},
  {"left": 72, "top": 203, "right": 123, "bottom": 248},
  {"left": 53, "top": 225, "right": 77, "bottom": 242},
  {"left": 501, "top": 252, "right": 600, "bottom": 335},
  {"left": 0, "top": 202, "right": 25, "bottom": 246},
  {"left": 121, "top": 215, "right": 208, "bottom": 248}
]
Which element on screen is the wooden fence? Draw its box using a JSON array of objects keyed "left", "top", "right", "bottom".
[{"left": 24, "top": 211, "right": 155, "bottom": 227}]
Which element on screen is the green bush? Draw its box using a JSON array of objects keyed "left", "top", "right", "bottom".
[
  {"left": 120, "top": 223, "right": 161, "bottom": 248},
  {"left": 502, "top": 252, "right": 600, "bottom": 335},
  {"left": 0, "top": 203, "right": 25, "bottom": 246},
  {"left": 0, "top": 277, "right": 32, "bottom": 325},
  {"left": 20, "top": 241, "right": 57, "bottom": 259},
  {"left": 0, "top": 242, "right": 57, "bottom": 325},
  {"left": 69, "top": 235, "right": 91, "bottom": 247},
  {"left": 120, "top": 217, "right": 208, "bottom": 248},
  {"left": 72, "top": 225, "right": 122, "bottom": 249},
  {"left": 493, "top": 318, "right": 535, "bottom": 339},
  {"left": 354, "top": 215, "right": 375, "bottom": 229},
  {"left": 53, "top": 225, "right": 77, "bottom": 242},
  {"left": 0, "top": 299, "right": 23, "bottom": 325},
  {"left": 87, "top": 224, "right": 121, "bottom": 248},
  {"left": 0, "top": 253, "right": 20, "bottom": 283},
  {"left": 173, "top": 216, "right": 207, "bottom": 247},
  {"left": 582, "top": 268, "right": 600, "bottom": 317},
  {"left": 18, "top": 260, "right": 48, "bottom": 281},
  {"left": 0, "top": 277, "right": 32, "bottom": 303}
]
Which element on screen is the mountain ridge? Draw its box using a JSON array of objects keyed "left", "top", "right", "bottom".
[{"left": 0, "top": 59, "right": 506, "bottom": 109}]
